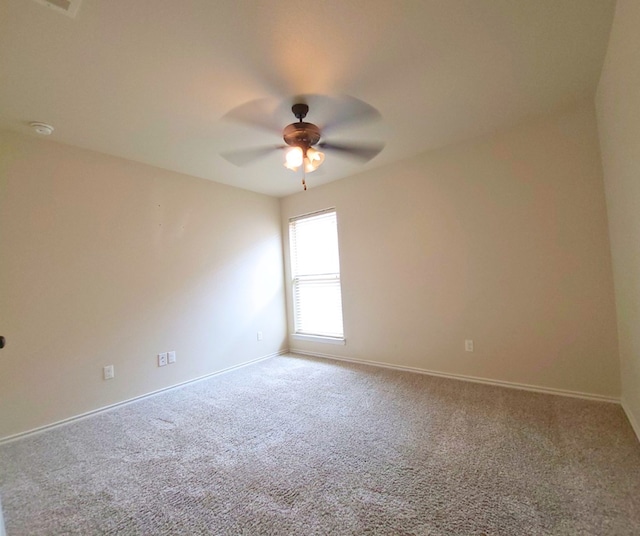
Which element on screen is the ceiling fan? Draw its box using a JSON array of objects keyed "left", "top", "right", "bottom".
[{"left": 221, "top": 95, "right": 384, "bottom": 190}]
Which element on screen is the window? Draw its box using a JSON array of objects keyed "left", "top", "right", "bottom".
[{"left": 289, "top": 209, "right": 344, "bottom": 340}]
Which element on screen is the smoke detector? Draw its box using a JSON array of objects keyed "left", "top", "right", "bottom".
[
  {"left": 30, "top": 122, "right": 54, "bottom": 136},
  {"left": 32, "top": 0, "right": 83, "bottom": 18}
]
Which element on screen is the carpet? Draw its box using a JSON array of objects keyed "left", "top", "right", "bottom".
[{"left": 1, "top": 354, "right": 639, "bottom": 535}]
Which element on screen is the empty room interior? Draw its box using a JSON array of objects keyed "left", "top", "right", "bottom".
[{"left": 1, "top": 0, "right": 639, "bottom": 534}]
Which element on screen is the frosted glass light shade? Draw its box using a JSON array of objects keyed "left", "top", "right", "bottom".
[
  {"left": 304, "top": 147, "right": 325, "bottom": 172},
  {"left": 284, "top": 147, "right": 304, "bottom": 170}
]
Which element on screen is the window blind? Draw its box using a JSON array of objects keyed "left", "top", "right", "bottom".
[{"left": 289, "top": 210, "right": 344, "bottom": 338}]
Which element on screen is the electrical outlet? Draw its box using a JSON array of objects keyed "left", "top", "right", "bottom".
[
  {"left": 103, "top": 365, "right": 115, "bottom": 380},
  {"left": 257, "top": 331, "right": 263, "bottom": 341},
  {"left": 465, "top": 339, "right": 474, "bottom": 352},
  {"left": 167, "top": 351, "right": 176, "bottom": 364},
  {"left": 158, "top": 353, "right": 168, "bottom": 367}
]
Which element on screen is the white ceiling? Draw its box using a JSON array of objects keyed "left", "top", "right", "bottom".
[{"left": 0, "top": 0, "right": 615, "bottom": 197}]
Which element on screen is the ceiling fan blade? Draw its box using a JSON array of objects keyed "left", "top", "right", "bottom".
[
  {"left": 221, "top": 145, "right": 282, "bottom": 167},
  {"left": 222, "top": 98, "right": 282, "bottom": 134},
  {"left": 315, "top": 95, "right": 382, "bottom": 134},
  {"left": 318, "top": 141, "right": 385, "bottom": 162}
]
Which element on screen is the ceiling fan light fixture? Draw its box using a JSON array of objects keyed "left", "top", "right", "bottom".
[
  {"left": 224, "top": 99, "right": 383, "bottom": 190},
  {"left": 304, "top": 147, "right": 325, "bottom": 172},
  {"left": 284, "top": 146, "right": 303, "bottom": 170}
]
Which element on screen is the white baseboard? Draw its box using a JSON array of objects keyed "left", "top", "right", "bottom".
[
  {"left": 621, "top": 398, "right": 640, "bottom": 443},
  {"left": 0, "top": 350, "right": 287, "bottom": 445},
  {"left": 3, "top": 348, "right": 624, "bottom": 446},
  {"left": 0, "top": 496, "right": 5, "bottom": 536},
  {"left": 290, "top": 349, "right": 621, "bottom": 404}
]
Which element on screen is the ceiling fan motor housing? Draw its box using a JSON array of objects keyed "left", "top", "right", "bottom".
[{"left": 283, "top": 122, "right": 321, "bottom": 148}]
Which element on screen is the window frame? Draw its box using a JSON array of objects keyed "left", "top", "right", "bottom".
[{"left": 288, "top": 208, "right": 346, "bottom": 344}]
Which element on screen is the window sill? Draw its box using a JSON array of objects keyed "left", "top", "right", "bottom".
[{"left": 291, "top": 333, "right": 346, "bottom": 345}]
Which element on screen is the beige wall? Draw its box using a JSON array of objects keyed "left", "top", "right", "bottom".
[
  {"left": 596, "top": 0, "right": 640, "bottom": 435},
  {"left": 281, "top": 102, "right": 620, "bottom": 398},
  {"left": 0, "top": 89, "right": 626, "bottom": 439},
  {"left": 0, "top": 131, "right": 287, "bottom": 439}
]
